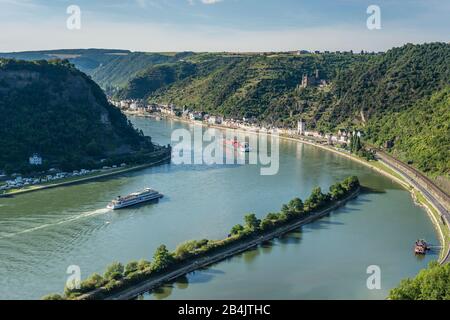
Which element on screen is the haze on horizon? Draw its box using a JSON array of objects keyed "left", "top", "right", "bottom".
[{"left": 0, "top": 0, "right": 449, "bottom": 52}]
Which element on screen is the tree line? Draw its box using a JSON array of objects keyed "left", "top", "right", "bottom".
[
  {"left": 389, "top": 261, "right": 450, "bottom": 300},
  {"left": 43, "top": 176, "right": 360, "bottom": 300}
]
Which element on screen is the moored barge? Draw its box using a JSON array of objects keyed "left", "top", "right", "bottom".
[{"left": 414, "top": 239, "right": 429, "bottom": 255}]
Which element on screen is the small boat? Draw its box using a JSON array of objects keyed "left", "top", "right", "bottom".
[
  {"left": 107, "top": 188, "right": 163, "bottom": 210},
  {"left": 414, "top": 239, "right": 429, "bottom": 255},
  {"left": 239, "top": 142, "right": 251, "bottom": 153},
  {"left": 224, "top": 138, "right": 251, "bottom": 152}
]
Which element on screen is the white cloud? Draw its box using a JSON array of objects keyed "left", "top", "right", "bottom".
[
  {"left": 0, "top": 19, "right": 447, "bottom": 53},
  {"left": 188, "top": 0, "right": 223, "bottom": 5},
  {"left": 135, "top": 0, "right": 162, "bottom": 9},
  {"left": 136, "top": 0, "right": 146, "bottom": 8},
  {"left": 0, "top": 0, "right": 39, "bottom": 8},
  {"left": 201, "top": 0, "right": 223, "bottom": 4}
]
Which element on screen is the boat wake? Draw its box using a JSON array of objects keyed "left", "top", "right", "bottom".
[{"left": 0, "top": 208, "right": 111, "bottom": 239}]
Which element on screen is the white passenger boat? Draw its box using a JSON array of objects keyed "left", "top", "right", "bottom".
[{"left": 107, "top": 188, "right": 163, "bottom": 210}]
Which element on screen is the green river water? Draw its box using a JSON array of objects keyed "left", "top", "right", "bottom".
[{"left": 0, "top": 117, "right": 439, "bottom": 299}]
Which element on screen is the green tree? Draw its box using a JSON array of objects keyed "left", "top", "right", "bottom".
[
  {"left": 349, "top": 134, "right": 362, "bottom": 153},
  {"left": 80, "top": 273, "right": 105, "bottom": 291},
  {"left": 260, "top": 218, "right": 275, "bottom": 231},
  {"left": 42, "top": 293, "right": 64, "bottom": 300},
  {"left": 280, "top": 204, "right": 293, "bottom": 219},
  {"left": 124, "top": 261, "right": 139, "bottom": 276},
  {"left": 152, "top": 245, "right": 175, "bottom": 272},
  {"left": 341, "top": 176, "right": 360, "bottom": 191},
  {"left": 304, "top": 187, "right": 327, "bottom": 210},
  {"left": 288, "top": 198, "right": 304, "bottom": 215},
  {"left": 104, "top": 262, "right": 124, "bottom": 281},
  {"left": 86, "top": 139, "right": 104, "bottom": 157},
  {"left": 230, "top": 224, "right": 244, "bottom": 236},
  {"left": 265, "top": 212, "right": 280, "bottom": 221},
  {"left": 389, "top": 262, "right": 450, "bottom": 300},
  {"left": 329, "top": 182, "right": 346, "bottom": 200},
  {"left": 175, "top": 239, "right": 209, "bottom": 259},
  {"left": 137, "top": 259, "right": 152, "bottom": 272},
  {"left": 244, "top": 213, "right": 261, "bottom": 232}
]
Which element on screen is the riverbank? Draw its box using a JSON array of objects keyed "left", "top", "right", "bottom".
[
  {"left": 66, "top": 179, "right": 360, "bottom": 300},
  {"left": 299, "top": 142, "right": 449, "bottom": 263},
  {"left": 105, "top": 188, "right": 360, "bottom": 300},
  {"left": 0, "top": 150, "right": 171, "bottom": 198},
  {"left": 130, "top": 112, "right": 449, "bottom": 264}
]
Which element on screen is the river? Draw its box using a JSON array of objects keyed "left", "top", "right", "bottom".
[{"left": 0, "top": 117, "right": 439, "bottom": 299}]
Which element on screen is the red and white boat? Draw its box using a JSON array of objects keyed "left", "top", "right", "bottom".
[{"left": 223, "top": 138, "right": 250, "bottom": 152}]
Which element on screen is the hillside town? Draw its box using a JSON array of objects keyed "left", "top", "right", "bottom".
[{"left": 109, "top": 99, "right": 363, "bottom": 148}]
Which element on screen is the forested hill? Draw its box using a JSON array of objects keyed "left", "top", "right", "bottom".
[
  {"left": 322, "top": 42, "right": 450, "bottom": 127},
  {"left": 0, "top": 49, "right": 195, "bottom": 89},
  {"left": 118, "top": 52, "right": 372, "bottom": 123},
  {"left": 117, "top": 43, "right": 449, "bottom": 130},
  {"left": 327, "top": 43, "right": 450, "bottom": 179},
  {"left": 0, "top": 59, "right": 153, "bottom": 173},
  {"left": 2, "top": 44, "right": 448, "bottom": 182},
  {"left": 91, "top": 52, "right": 194, "bottom": 90},
  {"left": 115, "top": 43, "right": 449, "bottom": 183},
  {"left": 367, "top": 87, "right": 450, "bottom": 176},
  {"left": 0, "top": 49, "right": 130, "bottom": 75},
  {"left": 114, "top": 61, "right": 198, "bottom": 99}
]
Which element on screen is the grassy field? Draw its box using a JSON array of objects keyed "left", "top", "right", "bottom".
[{"left": 369, "top": 160, "right": 408, "bottom": 183}]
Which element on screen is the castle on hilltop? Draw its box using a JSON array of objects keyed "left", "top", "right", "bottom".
[{"left": 300, "top": 69, "right": 328, "bottom": 88}]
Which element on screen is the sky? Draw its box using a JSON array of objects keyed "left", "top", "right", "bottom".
[{"left": 0, "top": 0, "right": 449, "bottom": 52}]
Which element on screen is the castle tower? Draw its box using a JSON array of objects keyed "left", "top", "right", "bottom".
[
  {"left": 297, "top": 120, "right": 306, "bottom": 135},
  {"left": 301, "top": 75, "right": 308, "bottom": 88}
]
